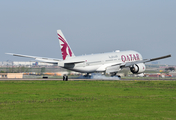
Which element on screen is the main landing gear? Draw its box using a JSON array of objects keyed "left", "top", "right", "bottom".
[
  {"left": 63, "top": 74, "right": 68, "bottom": 81},
  {"left": 83, "top": 73, "right": 91, "bottom": 78},
  {"left": 111, "top": 72, "right": 121, "bottom": 79}
]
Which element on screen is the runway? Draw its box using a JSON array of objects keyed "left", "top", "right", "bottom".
[{"left": 0, "top": 78, "right": 176, "bottom": 81}]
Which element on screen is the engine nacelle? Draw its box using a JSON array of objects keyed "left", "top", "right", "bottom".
[{"left": 130, "top": 63, "right": 146, "bottom": 74}]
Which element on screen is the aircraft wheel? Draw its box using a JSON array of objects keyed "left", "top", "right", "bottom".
[
  {"left": 63, "top": 75, "right": 66, "bottom": 81},
  {"left": 111, "top": 72, "right": 117, "bottom": 77},
  {"left": 117, "top": 75, "right": 121, "bottom": 79}
]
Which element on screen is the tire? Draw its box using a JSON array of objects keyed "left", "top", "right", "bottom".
[
  {"left": 63, "top": 75, "right": 68, "bottom": 81},
  {"left": 63, "top": 76, "right": 66, "bottom": 81},
  {"left": 117, "top": 75, "right": 121, "bottom": 79}
]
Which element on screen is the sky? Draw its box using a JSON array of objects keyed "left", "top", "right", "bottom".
[{"left": 0, "top": 0, "right": 175, "bottom": 65}]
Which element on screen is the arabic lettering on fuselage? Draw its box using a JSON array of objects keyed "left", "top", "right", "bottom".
[
  {"left": 109, "top": 55, "right": 118, "bottom": 58},
  {"left": 121, "top": 54, "right": 140, "bottom": 62}
]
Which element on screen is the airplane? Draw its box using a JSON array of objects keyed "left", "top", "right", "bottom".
[{"left": 6, "top": 30, "right": 171, "bottom": 80}]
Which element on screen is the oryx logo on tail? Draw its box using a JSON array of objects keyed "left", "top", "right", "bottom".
[{"left": 57, "top": 30, "right": 75, "bottom": 60}]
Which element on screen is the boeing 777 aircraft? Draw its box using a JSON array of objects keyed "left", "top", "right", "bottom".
[{"left": 7, "top": 30, "right": 171, "bottom": 80}]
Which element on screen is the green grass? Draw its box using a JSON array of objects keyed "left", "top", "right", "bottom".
[{"left": 0, "top": 80, "right": 176, "bottom": 120}]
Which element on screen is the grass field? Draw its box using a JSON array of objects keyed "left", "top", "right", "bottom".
[{"left": 0, "top": 80, "right": 176, "bottom": 120}]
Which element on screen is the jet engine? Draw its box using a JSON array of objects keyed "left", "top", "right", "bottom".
[{"left": 130, "top": 63, "right": 146, "bottom": 74}]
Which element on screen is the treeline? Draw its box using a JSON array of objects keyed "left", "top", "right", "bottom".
[
  {"left": 0, "top": 67, "right": 29, "bottom": 73},
  {"left": 0, "top": 67, "right": 66, "bottom": 73}
]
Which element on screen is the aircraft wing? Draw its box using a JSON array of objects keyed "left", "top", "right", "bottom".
[
  {"left": 121, "top": 54, "right": 171, "bottom": 68},
  {"left": 105, "top": 54, "right": 171, "bottom": 73},
  {"left": 6, "top": 53, "right": 61, "bottom": 64}
]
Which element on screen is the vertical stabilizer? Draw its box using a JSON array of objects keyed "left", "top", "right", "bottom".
[{"left": 57, "top": 30, "right": 75, "bottom": 60}]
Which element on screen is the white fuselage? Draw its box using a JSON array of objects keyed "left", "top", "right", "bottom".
[{"left": 58, "top": 50, "right": 143, "bottom": 73}]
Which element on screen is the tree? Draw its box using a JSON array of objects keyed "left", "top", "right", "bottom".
[
  {"left": 41, "top": 67, "right": 46, "bottom": 74},
  {"left": 0, "top": 71, "right": 5, "bottom": 73}
]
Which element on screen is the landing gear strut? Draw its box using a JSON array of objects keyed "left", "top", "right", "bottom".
[{"left": 63, "top": 74, "right": 68, "bottom": 81}]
